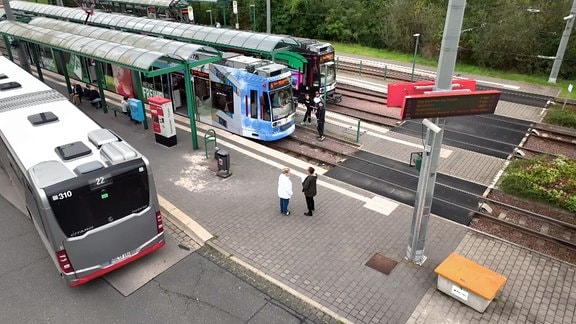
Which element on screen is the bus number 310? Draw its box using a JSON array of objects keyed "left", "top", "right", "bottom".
[{"left": 52, "top": 190, "right": 73, "bottom": 201}]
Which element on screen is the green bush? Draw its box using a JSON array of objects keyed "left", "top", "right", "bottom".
[
  {"left": 500, "top": 155, "right": 576, "bottom": 212},
  {"left": 545, "top": 106, "right": 576, "bottom": 129}
]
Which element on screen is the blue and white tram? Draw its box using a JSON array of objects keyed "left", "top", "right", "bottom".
[
  {"left": 193, "top": 53, "right": 296, "bottom": 141},
  {"left": 0, "top": 57, "right": 165, "bottom": 287}
]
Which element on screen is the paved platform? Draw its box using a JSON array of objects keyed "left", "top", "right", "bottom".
[{"left": 7, "top": 70, "right": 574, "bottom": 323}]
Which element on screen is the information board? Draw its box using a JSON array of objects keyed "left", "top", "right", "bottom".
[{"left": 401, "top": 90, "right": 501, "bottom": 120}]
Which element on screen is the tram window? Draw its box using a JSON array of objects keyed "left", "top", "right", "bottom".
[
  {"left": 262, "top": 92, "right": 271, "bottom": 121},
  {"left": 250, "top": 90, "right": 258, "bottom": 119},
  {"left": 194, "top": 77, "right": 210, "bottom": 101},
  {"left": 210, "top": 82, "right": 234, "bottom": 115}
]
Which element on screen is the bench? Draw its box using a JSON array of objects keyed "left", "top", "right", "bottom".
[{"left": 434, "top": 252, "right": 507, "bottom": 313}]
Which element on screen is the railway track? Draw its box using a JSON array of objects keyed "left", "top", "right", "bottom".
[
  {"left": 337, "top": 56, "right": 555, "bottom": 108},
  {"left": 266, "top": 127, "right": 359, "bottom": 168},
  {"left": 472, "top": 192, "right": 576, "bottom": 264},
  {"left": 326, "top": 85, "right": 399, "bottom": 127},
  {"left": 517, "top": 123, "right": 576, "bottom": 160}
]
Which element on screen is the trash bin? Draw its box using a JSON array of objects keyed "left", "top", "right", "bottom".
[
  {"left": 410, "top": 152, "right": 423, "bottom": 172},
  {"left": 216, "top": 149, "right": 231, "bottom": 178},
  {"left": 414, "top": 154, "right": 422, "bottom": 172}
]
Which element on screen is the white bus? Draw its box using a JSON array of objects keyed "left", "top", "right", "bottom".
[{"left": 0, "top": 57, "right": 165, "bottom": 287}]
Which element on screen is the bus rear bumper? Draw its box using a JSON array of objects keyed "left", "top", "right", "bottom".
[{"left": 68, "top": 238, "right": 165, "bottom": 287}]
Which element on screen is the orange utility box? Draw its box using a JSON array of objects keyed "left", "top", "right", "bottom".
[{"left": 434, "top": 252, "right": 507, "bottom": 313}]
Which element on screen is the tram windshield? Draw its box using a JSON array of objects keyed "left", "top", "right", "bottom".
[
  {"left": 320, "top": 63, "right": 336, "bottom": 86},
  {"left": 266, "top": 87, "right": 295, "bottom": 121}
]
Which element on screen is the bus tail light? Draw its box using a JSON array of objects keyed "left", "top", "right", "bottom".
[
  {"left": 56, "top": 249, "right": 74, "bottom": 274},
  {"left": 156, "top": 210, "right": 164, "bottom": 233}
]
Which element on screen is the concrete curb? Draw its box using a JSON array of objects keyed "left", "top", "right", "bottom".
[{"left": 158, "top": 194, "right": 212, "bottom": 245}]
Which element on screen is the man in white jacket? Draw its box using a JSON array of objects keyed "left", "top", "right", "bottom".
[{"left": 277, "top": 168, "right": 293, "bottom": 216}]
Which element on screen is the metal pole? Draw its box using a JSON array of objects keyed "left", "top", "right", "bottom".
[
  {"left": 411, "top": 33, "right": 420, "bottom": 82},
  {"left": 206, "top": 10, "right": 212, "bottom": 26},
  {"left": 251, "top": 5, "right": 256, "bottom": 31},
  {"left": 184, "top": 64, "right": 199, "bottom": 150},
  {"left": 133, "top": 72, "right": 148, "bottom": 130},
  {"left": 406, "top": 0, "right": 466, "bottom": 265},
  {"left": 2, "top": 35, "right": 13, "bottom": 61},
  {"left": 548, "top": 0, "right": 576, "bottom": 83},
  {"left": 95, "top": 61, "right": 108, "bottom": 114},
  {"left": 323, "top": 64, "right": 327, "bottom": 107},
  {"left": 266, "top": 0, "right": 271, "bottom": 33},
  {"left": 2, "top": 0, "right": 31, "bottom": 73}
]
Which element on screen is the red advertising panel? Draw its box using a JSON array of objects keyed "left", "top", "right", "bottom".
[
  {"left": 387, "top": 79, "right": 477, "bottom": 107},
  {"left": 400, "top": 90, "right": 501, "bottom": 120}
]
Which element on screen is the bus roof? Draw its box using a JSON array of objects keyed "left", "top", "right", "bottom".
[{"left": 0, "top": 57, "right": 129, "bottom": 175}]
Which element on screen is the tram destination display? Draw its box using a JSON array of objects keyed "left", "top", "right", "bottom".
[{"left": 401, "top": 90, "right": 501, "bottom": 120}]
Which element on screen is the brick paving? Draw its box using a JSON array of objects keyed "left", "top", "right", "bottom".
[{"left": 38, "top": 69, "right": 576, "bottom": 324}]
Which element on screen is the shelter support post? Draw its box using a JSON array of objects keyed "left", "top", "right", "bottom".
[
  {"left": 184, "top": 65, "right": 199, "bottom": 150},
  {"left": 30, "top": 44, "right": 44, "bottom": 82},
  {"left": 55, "top": 49, "right": 72, "bottom": 98},
  {"left": 134, "top": 72, "right": 149, "bottom": 130},
  {"left": 2, "top": 35, "right": 13, "bottom": 61},
  {"left": 95, "top": 60, "right": 108, "bottom": 114}
]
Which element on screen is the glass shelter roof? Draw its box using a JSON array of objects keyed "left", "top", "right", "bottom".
[
  {"left": 0, "top": 20, "right": 181, "bottom": 71},
  {"left": 28, "top": 17, "right": 220, "bottom": 61},
  {"left": 10, "top": 1, "right": 300, "bottom": 53}
]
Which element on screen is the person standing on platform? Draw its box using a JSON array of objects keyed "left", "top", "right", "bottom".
[
  {"left": 277, "top": 168, "right": 293, "bottom": 216},
  {"left": 313, "top": 91, "right": 322, "bottom": 108},
  {"left": 300, "top": 92, "right": 313, "bottom": 125},
  {"left": 302, "top": 166, "right": 317, "bottom": 216},
  {"left": 315, "top": 101, "right": 326, "bottom": 141}
]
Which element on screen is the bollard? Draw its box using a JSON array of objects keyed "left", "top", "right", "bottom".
[
  {"left": 356, "top": 119, "right": 361, "bottom": 143},
  {"left": 359, "top": 60, "right": 363, "bottom": 76}
]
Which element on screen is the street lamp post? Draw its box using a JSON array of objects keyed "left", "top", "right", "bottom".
[
  {"left": 250, "top": 4, "right": 256, "bottom": 31},
  {"left": 548, "top": 3, "right": 576, "bottom": 83},
  {"left": 206, "top": 9, "right": 212, "bottom": 26},
  {"left": 411, "top": 33, "right": 420, "bottom": 82}
]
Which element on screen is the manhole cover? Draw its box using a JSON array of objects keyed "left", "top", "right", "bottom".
[{"left": 365, "top": 253, "right": 398, "bottom": 275}]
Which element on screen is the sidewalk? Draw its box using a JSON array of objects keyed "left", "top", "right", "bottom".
[{"left": 36, "top": 71, "right": 576, "bottom": 324}]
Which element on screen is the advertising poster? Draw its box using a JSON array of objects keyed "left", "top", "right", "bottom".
[{"left": 105, "top": 64, "right": 134, "bottom": 98}]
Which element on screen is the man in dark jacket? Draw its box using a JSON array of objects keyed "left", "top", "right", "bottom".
[
  {"left": 302, "top": 166, "right": 317, "bottom": 216},
  {"left": 315, "top": 101, "right": 326, "bottom": 141},
  {"left": 300, "top": 92, "right": 314, "bottom": 125}
]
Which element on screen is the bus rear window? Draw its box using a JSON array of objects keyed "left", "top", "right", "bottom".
[{"left": 45, "top": 159, "right": 150, "bottom": 237}]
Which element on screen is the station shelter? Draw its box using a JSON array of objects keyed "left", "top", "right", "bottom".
[
  {"left": 0, "top": 18, "right": 222, "bottom": 149},
  {"left": 10, "top": 1, "right": 309, "bottom": 90}
]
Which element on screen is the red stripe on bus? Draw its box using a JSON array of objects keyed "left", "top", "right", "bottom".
[{"left": 69, "top": 240, "right": 166, "bottom": 287}]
